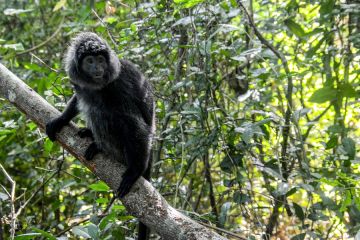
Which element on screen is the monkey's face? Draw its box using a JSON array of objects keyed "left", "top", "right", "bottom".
[{"left": 80, "top": 55, "right": 108, "bottom": 83}]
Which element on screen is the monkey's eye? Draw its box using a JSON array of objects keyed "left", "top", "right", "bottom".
[
  {"left": 85, "top": 57, "right": 94, "bottom": 64},
  {"left": 97, "top": 56, "right": 106, "bottom": 63}
]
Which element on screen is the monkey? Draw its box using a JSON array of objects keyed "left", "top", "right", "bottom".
[{"left": 45, "top": 32, "right": 154, "bottom": 240}]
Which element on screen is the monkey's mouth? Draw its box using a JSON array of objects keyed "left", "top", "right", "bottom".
[{"left": 93, "top": 72, "right": 104, "bottom": 80}]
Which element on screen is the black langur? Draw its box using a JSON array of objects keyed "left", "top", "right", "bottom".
[{"left": 46, "top": 32, "right": 154, "bottom": 240}]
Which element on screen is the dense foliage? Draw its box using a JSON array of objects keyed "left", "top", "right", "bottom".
[{"left": 0, "top": 0, "right": 359, "bottom": 239}]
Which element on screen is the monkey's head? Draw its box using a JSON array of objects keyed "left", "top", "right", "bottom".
[{"left": 64, "top": 32, "right": 121, "bottom": 90}]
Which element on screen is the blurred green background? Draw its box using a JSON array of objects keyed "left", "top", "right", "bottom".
[{"left": 0, "top": 0, "right": 359, "bottom": 239}]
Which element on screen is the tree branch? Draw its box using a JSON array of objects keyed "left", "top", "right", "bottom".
[{"left": 0, "top": 63, "right": 227, "bottom": 240}]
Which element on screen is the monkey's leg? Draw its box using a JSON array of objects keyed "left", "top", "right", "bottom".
[
  {"left": 78, "top": 127, "right": 94, "bottom": 139},
  {"left": 46, "top": 95, "right": 79, "bottom": 141},
  {"left": 117, "top": 129, "right": 150, "bottom": 198}
]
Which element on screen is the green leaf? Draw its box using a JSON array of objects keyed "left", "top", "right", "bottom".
[
  {"left": 86, "top": 223, "right": 99, "bottom": 240},
  {"left": 286, "top": 187, "right": 298, "bottom": 197},
  {"left": 130, "top": 23, "right": 137, "bottom": 33},
  {"left": 99, "top": 212, "right": 116, "bottom": 230},
  {"left": 72, "top": 226, "right": 91, "bottom": 239},
  {"left": 284, "top": 19, "right": 306, "bottom": 38},
  {"left": 173, "top": 0, "right": 204, "bottom": 8},
  {"left": 219, "top": 202, "right": 231, "bottom": 227},
  {"left": 53, "top": 0, "right": 67, "bottom": 11},
  {"left": 3, "top": 8, "right": 33, "bottom": 15},
  {"left": 15, "top": 233, "right": 41, "bottom": 240},
  {"left": 89, "top": 181, "right": 110, "bottom": 192},
  {"left": 291, "top": 233, "right": 306, "bottom": 240},
  {"left": 306, "top": 37, "right": 326, "bottom": 58},
  {"left": 274, "top": 182, "right": 290, "bottom": 196},
  {"left": 293, "top": 203, "right": 305, "bottom": 221},
  {"left": 96, "top": 197, "right": 109, "bottom": 204},
  {"left": 340, "top": 190, "right": 351, "bottom": 212},
  {"left": 31, "top": 228, "right": 56, "bottom": 240},
  {"left": 303, "top": 28, "right": 324, "bottom": 37},
  {"left": 263, "top": 167, "right": 285, "bottom": 181},
  {"left": 3, "top": 43, "right": 24, "bottom": 51},
  {"left": 320, "top": 0, "right": 335, "bottom": 15},
  {"left": 325, "top": 135, "right": 338, "bottom": 149},
  {"left": 105, "top": 17, "right": 118, "bottom": 24},
  {"left": 327, "top": 125, "right": 344, "bottom": 134},
  {"left": 342, "top": 137, "right": 356, "bottom": 160},
  {"left": 233, "top": 191, "right": 251, "bottom": 204},
  {"left": 0, "top": 192, "right": 8, "bottom": 200},
  {"left": 339, "top": 83, "right": 358, "bottom": 98},
  {"left": 309, "top": 86, "right": 337, "bottom": 103},
  {"left": 44, "top": 139, "right": 53, "bottom": 153},
  {"left": 220, "top": 154, "right": 243, "bottom": 173}
]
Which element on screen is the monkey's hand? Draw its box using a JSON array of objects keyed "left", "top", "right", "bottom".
[
  {"left": 78, "top": 128, "right": 94, "bottom": 139},
  {"left": 46, "top": 117, "right": 66, "bottom": 141},
  {"left": 84, "top": 142, "right": 101, "bottom": 160}
]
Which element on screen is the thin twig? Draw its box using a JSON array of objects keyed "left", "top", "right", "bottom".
[
  {"left": 0, "top": 164, "right": 16, "bottom": 239},
  {"left": 91, "top": 9, "right": 117, "bottom": 47},
  {"left": 17, "top": 16, "right": 64, "bottom": 56},
  {"left": 15, "top": 171, "right": 58, "bottom": 217},
  {"left": 30, "top": 53, "right": 59, "bottom": 72}
]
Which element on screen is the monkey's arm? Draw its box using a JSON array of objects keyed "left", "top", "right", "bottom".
[{"left": 46, "top": 94, "right": 79, "bottom": 141}]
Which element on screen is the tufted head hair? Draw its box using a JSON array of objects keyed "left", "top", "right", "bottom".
[{"left": 64, "top": 32, "right": 121, "bottom": 90}]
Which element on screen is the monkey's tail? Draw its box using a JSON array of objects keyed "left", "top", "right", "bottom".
[
  {"left": 138, "top": 154, "right": 152, "bottom": 240},
  {"left": 138, "top": 222, "right": 149, "bottom": 240}
]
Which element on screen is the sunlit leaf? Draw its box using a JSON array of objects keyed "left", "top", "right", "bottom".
[
  {"left": 89, "top": 181, "right": 110, "bottom": 192},
  {"left": 3, "top": 8, "right": 33, "bottom": 15},
  {"left": 284, "top": 19, "right": 306, "bottom": 38},
  {"left": 3, "top": 43, "right": 24, "bottom": 51},
  {"left": 174, "top": 0, "right": 204, "bottom": 8},
  {"left": 53, "top": 0, "right": 67, "bottom": 12}
]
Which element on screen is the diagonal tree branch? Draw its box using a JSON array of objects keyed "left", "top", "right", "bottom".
[{"left": 0, "top": 63, "right": 227, "bottom": 240}]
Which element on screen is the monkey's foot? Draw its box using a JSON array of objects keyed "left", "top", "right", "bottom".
[
  {"left": 78, "top": 128, "right": 93, "bottom": 139},
  {"left": 117, "top": 172, "right": 140, "bottom": 198},
  {"left": 84, "top": 142, "right": 101, "bottom": 160}
]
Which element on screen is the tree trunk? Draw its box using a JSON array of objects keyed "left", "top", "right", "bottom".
[{"left": 0, "top": 63, "right": 227, "bottom": 240}]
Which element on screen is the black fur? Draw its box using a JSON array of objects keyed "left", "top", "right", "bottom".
[{"left": 45, "top": 32, "right": 154, "bottom": 240}]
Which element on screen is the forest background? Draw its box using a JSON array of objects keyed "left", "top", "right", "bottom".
[{"left": 0, "top": 0, "right": 359, "bottom": 239}]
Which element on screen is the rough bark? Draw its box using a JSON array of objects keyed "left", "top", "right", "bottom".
[{"left": 0, "top": 63, "right": 227, "bottom": 240}]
